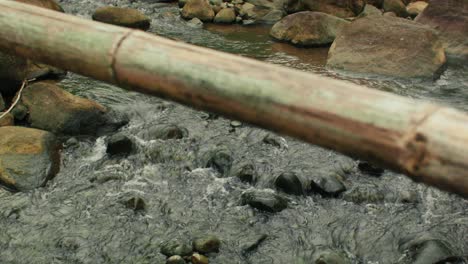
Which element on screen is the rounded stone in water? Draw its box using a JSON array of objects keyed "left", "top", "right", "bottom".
[
  {"left": 160, "top": 239, "right": 193, "bottom": 257},
  {"left": 193, "top": 235, "right": 221, "bottom": 254}
]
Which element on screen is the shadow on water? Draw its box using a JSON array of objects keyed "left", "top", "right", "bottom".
[{"left": 0, "top": 1, "right": 467, "bottom": 264}]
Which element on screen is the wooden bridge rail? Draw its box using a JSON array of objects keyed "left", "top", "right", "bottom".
[{"left": 0, "top": 0, "right": 467, "bottom": 197}]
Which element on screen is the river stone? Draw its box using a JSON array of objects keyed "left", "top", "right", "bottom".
[
  {"left": 270, "top": 11, "right": 348, "bottom": 46},
  {"left": 357, "top": 161, "right": 384, "bottom": 176},
  {"left": 160, "top": 239, "right": 193, "bottom": 257},
  {"left": 92, "top": 6, "right": 151, "bottom": 30},
  {"left": 181, "top": 0, "right": 215, "bottom": 22},
  {"left": 415, "top": 0, "right": 468, "bottom": 63},
  {"left": 241, "top": 190, "right": 288, "bottom": 213},
  {"left": 383, "top": 0, "right": 408, "bottom": 17},
  {"left": 167, "top": 255, "right": 185, "bottom": 264},
  {"left": 274, "top": 172, "right": 304, "bottom": 195},
  {"left": 0, "top": 126, "right": 59, "bottom": 191},
  {"left": 123, "top": 196, "right": 146, "bottom": 211},
  {"left": 309, "top": 173, "right": 346, "bottom": 196},
  {"left": 406, "top": 1, "right": 427, "bottom": 17},
  {"left": 20, "top": 81, "right": 108, "bottom": 135},
  {"left": 357, "top": 4, "right": 382, "bottom": 18},
  {"left": 214, "top": 8, "right": 237, "bottom": 23},
  {"left": 11, "top": 103, "right": 28, "bottom": 121},
  {"left": 327, "top": 16, "right": 446, "bottom": 79},
  {"left": 285, "top": 0, "right": 363, "bottom": 18},
  {"left": 193, "top": 235, "right": 221, "bottom": 254},
  {"left": 0, "top": 113, "right": 14, "bottom": 127},
  {"left": 191, "top": 253, "right": 209, "bottom": 264},
  {"left": 107, "top": 134, "right": 134, "bottom": 157}
]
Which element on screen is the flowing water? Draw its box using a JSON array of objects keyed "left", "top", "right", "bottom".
[{"left": 0, "top": 1, "right": 467, "bottom": 263}]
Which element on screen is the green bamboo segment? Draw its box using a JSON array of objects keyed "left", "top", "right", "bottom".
[{"left": 0, "top": 0, "right": 467, "bottom": 197}]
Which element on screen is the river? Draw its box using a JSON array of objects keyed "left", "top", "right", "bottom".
[{"left": 0, "top": 1, "right": 467, "bottom": 263}]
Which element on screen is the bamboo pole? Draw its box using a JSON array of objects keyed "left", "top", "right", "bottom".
[{"left": 0, "top": 0, "right": 467, "bottom": 197}]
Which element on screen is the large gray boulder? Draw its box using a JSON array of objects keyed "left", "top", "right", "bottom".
[
  {"left": 327, "top": 16, "right": 446, "bottom": 79},
  {"left": 0, "top": 126, "right": 60, "bottom": 191},
  {"left": 415, "top": 0, "right": 468, "bottom": 63},
  {"left": 270, "top": 11, "right": 349, "bottom": 46}
]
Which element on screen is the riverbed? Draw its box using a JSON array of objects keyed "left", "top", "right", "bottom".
[{"left": 0, "top": 1, "right": 467, "bottom": 263}]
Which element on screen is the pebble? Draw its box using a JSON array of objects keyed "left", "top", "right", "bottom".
[{"left": 230, "top": 120, "right": 242, "bottom": 127}]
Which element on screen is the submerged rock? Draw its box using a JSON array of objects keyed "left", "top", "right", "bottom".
[
  {"left": 233, "top": 163, "right": 257, "bottom": 184},
  {"left": 160, "top": 239, "right": 193, "bottom": 257},
  {"left": 400, "top": 234, "right": 460, "bottom": 264},
  {"left": 327, "top": 16, "right": 446, "bottom": 79},
  {"left": 271, "top": 11, "right": 348, "bottom": 46},
  {"left": 106, "top": 134, "right": 134, "bottom": 157},
  {"left": 20, "top": 82, "right": 108, "bottom": 135},
  {"left": 92, "top": 6, "right": 151, "bottom": 30},
  {"left": 143, "top": 124, "right": 188, "bottom": 140},
  {"left": 241, "top": 190, "right": 288, "bottom": 213},
  {"left": 274, "top": 172, "right": 304, "bottom": 195},
  {"left": 204, "top": 148, "right": 233, "bottom": 175},
  {"left": 342, "top": 185, "right": 385, "bottom": 203},
  {"left": 193, "top": 235, "right": 221, "bottom": 254},
  {"left": 214, "top": 8, "right": 237, "bottom": 23},
  {"left": 312, "top": 248, "right": 350, "bottom": 264},
  {"left": 415, "top": 0, "right": 468, "bottom": 63},
  {"left": 0, "top": 126, "right": 60, "bottom": 191},
  {"left": 181, "top": 0, "right": 215, "bottom": 22}
]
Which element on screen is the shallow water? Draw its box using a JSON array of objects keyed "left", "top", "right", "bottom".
[{"left": 0, "top": 1, "right": 467, "bottom": 264}]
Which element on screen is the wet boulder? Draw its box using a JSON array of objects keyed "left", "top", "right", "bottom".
[
  {"left": 406, "top": 1, "right": 427, "bottom": 17},
  {"left": 415, "top": 0, "right": 468, "bottom": 63},
  {"left": 357, "top": 161, "right": 384, "bottom": 176},
  {"left": 92, "top": 6, "right": 151, "bottom": 30},
  {"left": 19, "top": 81, "right": 108, "bottom": 135},
  {"left": 0, "top": 113, "right": 14, "bottom": 127},
  {"left": 270, "top": 11, "right": 349, "bottom": 46},
  {"left": 241, "top": 190, "right": 288, "bottom": 213},
  {"left": 274, "top": 172, "right": 304, "bottom": 195},
  {"left": 243, "top": 0, "right": 286, "bottom": 23},
  {"left": 192, "top": 235, "right": 221, "bottom": 254},
  {"left": 383, "top": 0, "right": 408, "bottom": 17},
  {"left": 327, "top": 16, "right": 446, "bottom": 79},
  {"left": 0, "top": 126, "right": 60, "bottom": 191},
  {"left": 181, "top": 0, "right": 215, "bottom": 22},
  {"left": 214, "top": 8, "right": 237, "bottom": 23},
  {"left": 106, "top": 134, "right": 134, "bottom": 157},
  {"left": 285, "top": 0, "right": 364, "bottom": 18}
]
